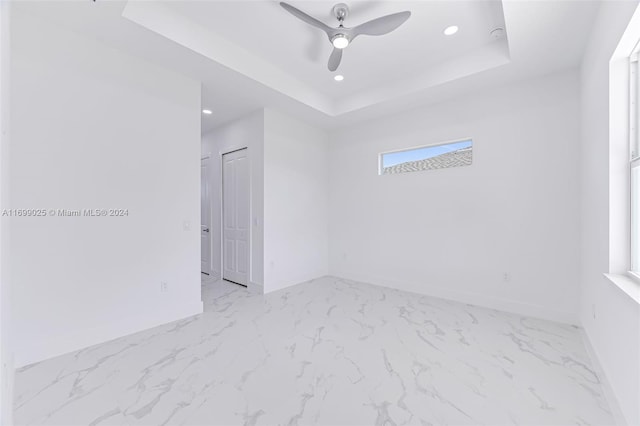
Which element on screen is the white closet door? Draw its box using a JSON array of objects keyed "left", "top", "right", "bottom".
[{"left": 222, "top": 148, "right": 249, "bottom": 286}]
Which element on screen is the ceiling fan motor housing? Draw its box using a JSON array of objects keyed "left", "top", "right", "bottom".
[
  {"left": 280, "top": 2, "right": 411, "bottom": 72},
  {"left": 333, "top": 3, "right": 349, "bottom": 22}
]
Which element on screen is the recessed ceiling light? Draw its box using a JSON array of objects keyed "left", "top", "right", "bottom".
[
  {"left": 202, "top": 109, "right": 212, "bottom": 115},
  {"left": 331, "top": 34, "right": 349, "bottom": 49},
  {"left": 334, "top": 75, "right": 344, "bottom": 82},
  {"left": 444, "top": 25, "right": 459, "bottom": 36}
]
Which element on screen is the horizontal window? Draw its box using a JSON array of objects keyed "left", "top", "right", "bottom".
[{"left": 379, "top": 138, "right": 473, "bottom": 175}]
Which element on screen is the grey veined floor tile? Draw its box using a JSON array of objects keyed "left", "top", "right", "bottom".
[{"left": 14, "top": 276, "right": 614, "bottom": 426}]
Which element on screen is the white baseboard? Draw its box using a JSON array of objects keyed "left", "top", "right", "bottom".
[
  {"left": 247, "top": 281, "right": 263, "bottom": 295},
  {"left": 15, "top": 299, "right": 203, "bottom": 369},
  {"left": 580, "top": 329, "right": 627, "bottom": 425},
  {"left": 201, "top": 270, "right": 219, "bottom": 280},
  {"left": 332, "top": 272, "right": 578, "bottom": 325},
  {"left": 0, "top": 352, "right": 14, "bottom": 426},
  {"left": 263, "top": 273, "right": 330, "bottom": 295}
]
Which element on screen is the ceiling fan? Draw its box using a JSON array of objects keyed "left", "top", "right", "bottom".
[{"left": 280, "top": 2, "right": 411, "bottom": 72}]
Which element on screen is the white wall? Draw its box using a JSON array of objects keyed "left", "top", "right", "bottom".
[
  {"left": 579, "top": 1, "right": 640, "bottom": 425},
  {"left": 263, "top": 109, "right": 329, "bottom": 292},
  {"left": 329, "top": 70, "right": 581, "bottom": 324},
  {"left": 201, "top": 109, "right": 329, "bottom": 292},
  {"left": 10, "top": 10, "right": 203, "bottom": 367},
  {"left": 201, "top": 110, "right": 265, "bottom": 286},
  {"left": 0, "top": 1, "right": 13, "bottom": 424}
]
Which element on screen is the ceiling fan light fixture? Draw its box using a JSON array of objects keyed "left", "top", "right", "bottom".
[
  {"left": 334, "top": 74, "right": 344, "bottom": 81},
  {"left": 444, "top": 25, "right": 459, "bottom": 36},
  {"left": 332, "top": 34, "right": 349, "bottom": 49},
  {"left": 279, "top": 2, "right": 412, "bottom": 72}
]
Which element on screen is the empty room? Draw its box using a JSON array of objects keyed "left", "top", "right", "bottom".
[{"left": 0, "top": 0, "right": 639, "bottom": 425}]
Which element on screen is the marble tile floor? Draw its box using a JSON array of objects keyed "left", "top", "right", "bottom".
[{"left": 14, "top": 276, "right": 615, "bottom": 426}]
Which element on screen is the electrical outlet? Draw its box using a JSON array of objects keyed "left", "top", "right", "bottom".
[
  {"left": 503, "top": 273, "right": 510, "bottom": 283},
  {"left": 160, "top": 281, "right": 168, "bottom": 292},
  {"left": 183, "top": 220, "right": 190, "bottom": 231}
]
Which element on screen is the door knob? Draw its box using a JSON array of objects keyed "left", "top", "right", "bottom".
[{"left": 203, "top": 228, "right": 210, "bottom": 232}]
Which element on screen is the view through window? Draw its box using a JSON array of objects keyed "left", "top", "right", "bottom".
[{"left": 379, "top": 139, "right": 473, "bottom": 175}]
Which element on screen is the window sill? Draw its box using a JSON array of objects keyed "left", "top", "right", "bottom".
[{"left": 603, "top": 273, "right": 640, "bottom": 305}]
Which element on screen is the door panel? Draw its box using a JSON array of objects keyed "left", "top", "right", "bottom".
[
  {"left": 222, "top": 148, "right": 249, "bottom": 285},
  {"left": 224, "top": 239, "right": 234, "bottom": 271},
  {"left": 201, "top": 158, "right": 212, "bottom": 275},
  {"left": 237, "top": 241, "right": 248, "bottom": 274}
]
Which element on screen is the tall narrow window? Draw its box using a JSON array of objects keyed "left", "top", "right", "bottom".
[{"left": 630, "top": 43, "right": 640, "bottom": 272}]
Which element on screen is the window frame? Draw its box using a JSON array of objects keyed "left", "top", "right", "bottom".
[
  {"left": 378, "top": 137, "right": 473, "bottom": 176},
  {"left": 629, "top": 41, "right": 640, "bottom": 276}
]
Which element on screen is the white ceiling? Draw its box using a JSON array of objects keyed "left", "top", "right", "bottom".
[
  {"left": 161, "top": 1, "right": 507, "bottom": 99},
  {"left": 122, "top": 0, "right": 511, "bottom": 120},
  {"left": 13, "top": 0, "right": 600, "bottom": 133}
]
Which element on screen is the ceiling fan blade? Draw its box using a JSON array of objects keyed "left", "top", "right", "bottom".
[
  {"left": 328, "top": 48, "right": 342, "bottom": 71},
  {"left": 352, "top": 11, "right": 411, "bottom": 37},
  {"left": 280, "top": 2, "right": 331, "bottom": 34}
]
